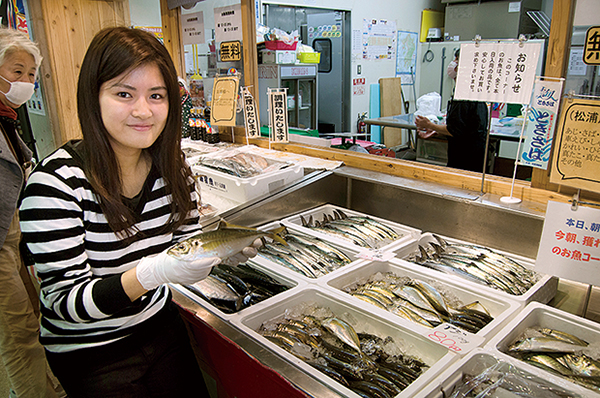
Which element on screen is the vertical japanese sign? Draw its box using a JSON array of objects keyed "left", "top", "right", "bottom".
[
  {"left": 583, "top": 26, "right": 600, "bottom": 65},
  {"left": 210, "top": 75, "right": 239, "bottom": 127},
  {"left": 181, "top": 11, "right": 205, "bottom": 45},
  {"left": 268, "top": 89, "right": 289, "bottom": 144},
  {"left": 550, "top": 98, "right": 600, "bottom": 192},
  {"left": 455, "top": 41, "right": 542, "bottom": 104},
  {"left": 241, "top": 87, "right": 260, "bottom": 139},
  {"left": 519, "top": 78, "right": 563, "bottom": 169},
  {"left": 535, "top": 201, "right": 600, "bottom": 285},
  {"left": 214, "top": 4, "right": 242, "bottom": 44}
]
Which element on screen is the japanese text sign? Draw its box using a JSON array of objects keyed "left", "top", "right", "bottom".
[
  {"left": 536, "top": 201, "right": 600, "bottom": 286},
  {"left": 426, "top": 323, "right": 484, "bottom": 354},
  {"left": 268, "top": 90, "right": 289, "bottom": 143},
  {"left": 210, "top": 75, "right": 239, "bottom": 127},
  {"left": 220, "top": 41, "right": 242, "bottom": 62},
  {"left": 584, "top": 26, "right": 600, "bottom": 65},
  {"left": 455, "top": 41, "right": 541, "bottom": 104},
  {"left": 550, "top": 98, "right": 600, "bottom": 192},
  {"left": 520, "top": 78, "right": 563, "bottom": 169},
  {"left": 241, "top": 87, "right": 260, "bottom": 139},
  {"left": 214, "top": 4, "right": 242, "bottom": 43},
  {"left": 181, "top": 11, "right": 205, "bottom": 45}
]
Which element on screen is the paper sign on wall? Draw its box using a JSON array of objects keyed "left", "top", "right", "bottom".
[
  {"left": 181, "top": 11, "right": 205, "bottom": 45},
  {"left": 268, "top": 89, "right": 289, "bottom": 143},
  {"left": 455, "top": 41, "right": 542, "bottom": 104},
  {"left": 550, "top": 98, "right": 600, "bottom": 192},
  {"left": 535, "top": 201, "right": 600, "bottom": 286},
  {"left": 214, "top": 4, "right": 242, "bottom": 43},
  {"left": 242, "top": 87, "right": 260, "bottom": 139},
  {"left": 210, "top": 75, "right": 239, "bottom": 127},
  {"left": 519, "top": 78, "right": 563, "bottom": 169}
]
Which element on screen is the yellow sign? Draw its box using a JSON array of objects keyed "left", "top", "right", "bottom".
[
  {"left": 550, "top": 98, "right": 600, "bottom": 193},
  {"left": 584, "top": 26, "right": 600, "bottom": 65},
  {"left": 220, "top": 41, "right": 242, "bottom": 62},
  {"left": 210, "top": 75, "right": 239, "bottom": 126}
]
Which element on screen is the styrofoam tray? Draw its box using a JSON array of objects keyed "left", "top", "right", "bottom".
[
  {"left": 320, "top": 260, "right": 521, "bottom": 347},
  {"left": 394, "top": 233, "right": 558, "bottom": 308},
  {"left": 170, "top": 259, "right": 305, "bottom": 323},
  {"left": 233, "top": 286, "right": 458, "bottom": 398},
  {"left": 191, "top": 163, "right": 304, "bottom": 204},
  {"left": 253, "top": 220, "right": 367, "bottom": 283},
  {"left": 280, "top": 204, "right": 421, "bottom": 253},
  {"left": 419, "top": 348, "right": 592, "bottom": 398},
  {"left": 485, "top": 302, "right": 600, "bottom": 397}
]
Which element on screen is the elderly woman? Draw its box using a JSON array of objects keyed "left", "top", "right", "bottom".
[{"left": 0, "top": 27, "right": 63, "bottom": 397}]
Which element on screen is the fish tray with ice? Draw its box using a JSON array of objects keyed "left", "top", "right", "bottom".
[
  {"left": 322, "top": 260, "right": 520, "bottom": 344},
  {"left": 280, "top": 204, "right": 420, "bottom": 253},
  {"left": 418, "top": 348, "right": 591, "bottom": 398},
  {"left": 233, "top": 286, "right": 457, "bottom": 398},
  {"left": 486, "top": 302, "right": 600, "bottom": 396},
  {"left": 395, "top": 233, "right": 558, "bottom": 308},
  {"left": 253, "top": 221, "right": 365, "bottom": 282}
]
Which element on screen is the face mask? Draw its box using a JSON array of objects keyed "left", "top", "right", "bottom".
[
  {"left": 447, "top": 60, "right": 458, "bottom": 80},
  {"left": 0, "top": 75, "right": 35, "bottom": 106}
]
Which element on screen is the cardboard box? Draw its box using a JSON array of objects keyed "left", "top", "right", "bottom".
[{"left": 260, "top": 49, "right": 296, "bottom": 64}]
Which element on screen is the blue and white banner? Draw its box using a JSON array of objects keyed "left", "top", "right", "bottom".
[{"left": 519, "top": 78, "right": 563, "bottom": 169}]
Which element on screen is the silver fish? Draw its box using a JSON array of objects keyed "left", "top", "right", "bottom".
[{"left": 321, "top": 317, "right": 362, "bottom": 354}]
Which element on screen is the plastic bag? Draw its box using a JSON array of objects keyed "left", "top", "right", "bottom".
[{"left": 415, "top": 92, "right": 442, "bottom": 119}]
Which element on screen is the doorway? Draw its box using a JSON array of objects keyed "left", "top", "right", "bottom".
[{"left": 263, "top": 4, "right": 351, "bottom": 134}]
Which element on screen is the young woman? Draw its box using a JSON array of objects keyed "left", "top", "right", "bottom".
[{"left": 19, "top": 27, "right": 256, "bottom": 397}]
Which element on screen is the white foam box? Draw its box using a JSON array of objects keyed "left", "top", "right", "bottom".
[
  {"left": 280, "top": 204, "right": 421, "bottom": 254},
  {"left": 419, "top": 348, "right": 593, "bottom": 398},
  {"left": 170, "top": 259, "right": 305, "bottom": 323},
  {"left": 393, "top": 233, "right": 558, "bottom": 309},
  {"left": 320, "top": 260, "right": 521, "bottom": 347},
  {"left": 191, "top": 163, "right": 304, "bottom": 204},
  {"left": 484, "top": 302, "right": 600, "bottom": 397},
  {"left": 253, "top": 220, "right": 367, "bottom": 283},
  {"left": 233, "top": 286, "right": 458, "bottom": 398}
]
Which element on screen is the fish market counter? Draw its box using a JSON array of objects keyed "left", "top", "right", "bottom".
[{"left": 173, "top": 166, "right": 595, "bottom": 398}]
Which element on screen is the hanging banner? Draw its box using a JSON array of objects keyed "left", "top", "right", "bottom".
[
  {"left": 550, "top": 98, "right": 600, "bottom": 192},
  {"left": 535, "top": 201, "right": 600, "bottom": 286},
  {"left": 268, "top": 89, "right": 289, "bottom": 144},
  {"left": 181, "top": 11, "right": 205, "bottom": 45},
  {"left": 210, "top": 75, "right": 239, "bottom": 127},
  {"left": 241, "top": 87, "right": 260, "bottom": 139},
  {"left": 519, "top": 78, "right": 563, "bottom": 169},
  {"left": 455, "top": 41, "right": 542, "bottom": 104}
]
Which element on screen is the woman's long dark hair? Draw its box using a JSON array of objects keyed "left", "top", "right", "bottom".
[{"left": 77, "top": 27, "right": 193, "bottom": 237}]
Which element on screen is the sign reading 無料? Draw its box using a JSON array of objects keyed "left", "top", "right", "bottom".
[
  {"left": 241, "top": 87, "right": 260, "bottom": 139},
  {"left": 181, "top": 11, "right": 205, "bottom": 45},
  {"left": 583, "top": 26, "right": 600, "bottom": 66},
  {"left": 268, "top": 89, "right": 289, "bottom": 144},
  {"left": 455, "top": 41, "right": 542, "bottom": 105},
  {"left": 519, "top": 78, "right": 563, "bottom": 169},
  {"left": 220, "top": 41, "right": 242, "bottom": 62},
  {"left": 549, "top": 98, "right": 600, "bottom": 192},
  {"left": 535, "top": 201, "right": 600, "bottom": 286},
  {"left": 210, "top": 75, "right": 239, "bottom": 127}
]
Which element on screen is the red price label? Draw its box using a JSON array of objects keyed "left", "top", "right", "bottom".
[
  {"left": 427, "top": 330, "right": 462, "bottom": 352},
  {"left": 425, "top": 323, "right": 485, "bottom": 354}
]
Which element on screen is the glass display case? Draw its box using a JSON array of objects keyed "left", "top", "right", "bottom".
[{"left": 258, "top": 64, "right": 318, "bottom": 130}]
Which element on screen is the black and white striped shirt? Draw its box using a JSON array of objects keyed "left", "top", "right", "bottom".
[{"left": 19, "top": 141, "right": 201, "bottom": 353}]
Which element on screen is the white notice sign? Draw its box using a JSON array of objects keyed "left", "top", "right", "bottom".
[
  {"left": 181, "top": 11, "right": 205, "bottom": 45},
  {"left": 455, "top": 41, "right": 542, "bottom": 104},
  {"left": 535, "top": 201, "right": 600, "bottom": 285},
  {"left": 214, "top": 4, "right": 243, "bottom": 43}
]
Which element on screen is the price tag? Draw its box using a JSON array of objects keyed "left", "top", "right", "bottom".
[
  {"left": 426, "top": 323, "right": 484, "bottom": 354},
  {"left": 356, "top": 250, "right": 395, "bottom": 262}
]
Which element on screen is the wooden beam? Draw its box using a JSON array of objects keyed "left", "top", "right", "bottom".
[
  {"left": 159, "top": 0, "right": 184, "bottom": 77},
  {"left": 241, "top": 0, "right": 259, "bottom": 110}
]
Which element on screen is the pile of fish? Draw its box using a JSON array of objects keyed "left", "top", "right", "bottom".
[
  {"left": 197, "top": 151, "right": 290, "bottom": 178},
  {"left": 506, "top": 326, "right": 600, "bottom": 393},
  {"left": 448, "top": 359, "right": 583, "bottom": 398},
  {"left": 299, "top": 209, "right": 402, "bottom": 249},
  {"left": 404, "top": 235, "right": 540, "bottom": 295},
  {"left": 343, "top": 272, "right": 493, "bottom": 333},
  {"left": 186, "top": 263, "right": 290, "bottom": 313},
  {"left": 257, "top": 228, "right": 354, "bottom": 278},
  {"left": 258, "top": 303, "right": 428, "bottom": 398}
]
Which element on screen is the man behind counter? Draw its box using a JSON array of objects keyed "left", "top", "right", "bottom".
[{"left": 415, "top": 49, "right": 488, "bottom": 173}]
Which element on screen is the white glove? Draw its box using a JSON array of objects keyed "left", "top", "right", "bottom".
[
  {"left": 136, "top": 250, "right": 221, "bottom": 290},
  {"left": 221, "top": 239, "right": 262, "bottom": 266}
]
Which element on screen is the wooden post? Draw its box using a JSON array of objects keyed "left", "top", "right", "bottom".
[{"left": 159, "top": 0, "right": 185, "bottom": 78}]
